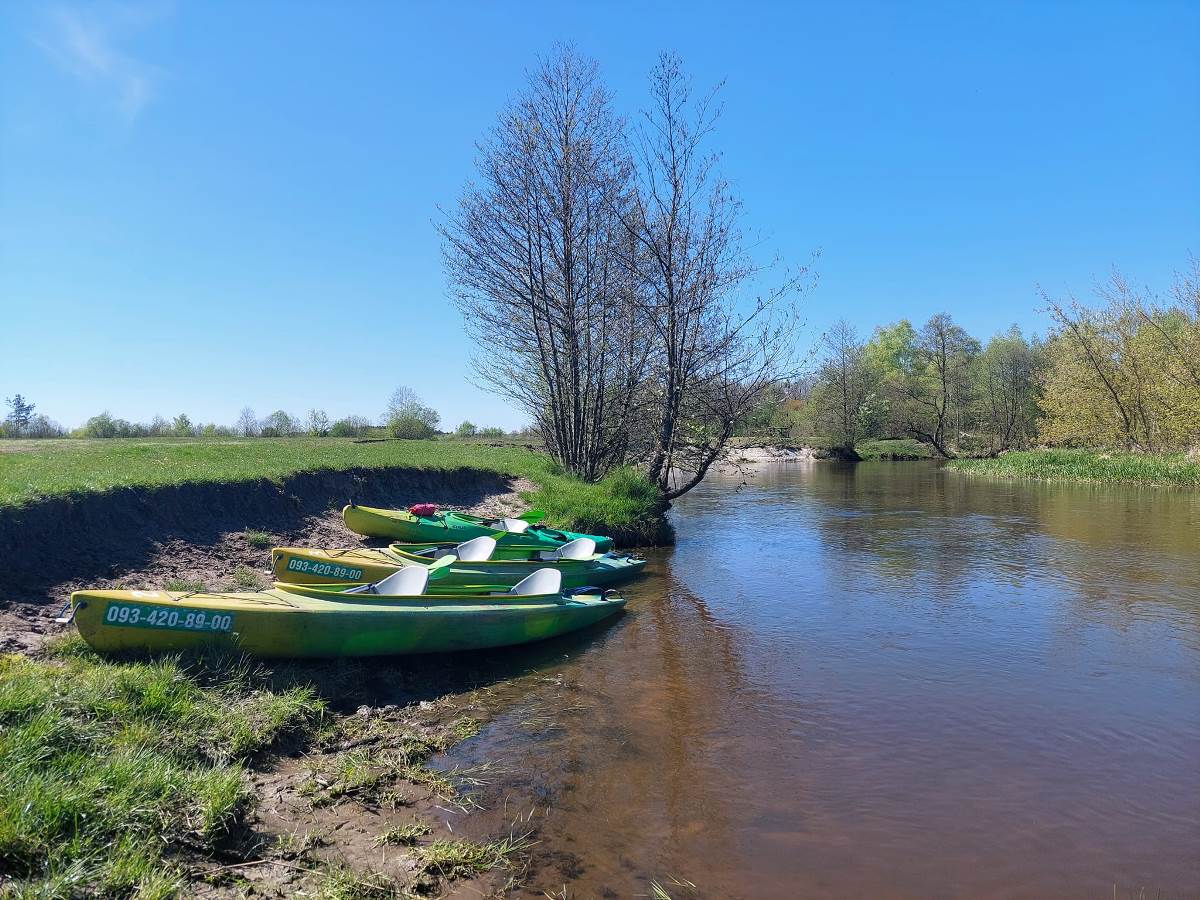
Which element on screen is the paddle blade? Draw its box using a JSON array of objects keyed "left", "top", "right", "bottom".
[
  {"left": 517, "top": 509, "right": 546, "bottom": 524},
  {"left": 427, "top": 555, "right": 457, "bottom": 579}
]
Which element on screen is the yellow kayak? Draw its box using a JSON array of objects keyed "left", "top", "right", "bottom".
[{"left": 66, "top": 568, "right": 626, "bottom": 658}]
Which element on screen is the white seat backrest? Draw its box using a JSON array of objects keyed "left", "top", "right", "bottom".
[
  {"left": 372, "top": 565, "right": 429, "bottom": 596},
  {"left": 555, "top": 537, "right": 596, "bottom": 560},
  {"left": 508, "top": 567, "right": 562, "bottom": 596},
  {"left": 455, "top": 536, "right": 497, "bottom": 562},
  {"left": 498, "top": 517, "right": 530, "bottom": 534}
]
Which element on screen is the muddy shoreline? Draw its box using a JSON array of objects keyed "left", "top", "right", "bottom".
[{"left": 0, "top": 469, "right": 573, "bottom": 897}]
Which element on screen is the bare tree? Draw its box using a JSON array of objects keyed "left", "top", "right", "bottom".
[
  {"left": 440, "top": 45, "right": 651, "bottom": 482},
  {"left": 306, "top": 408, "right": 330, "bottom": 436},
  {"left": 235, "top": 407, "right": 258, "bottom": 437},
  {"left": 813, "top": 320, "right": 873, "bottom": 450},
  {"left": 616, "top": 53, "right": 807, "bottom": 498}
]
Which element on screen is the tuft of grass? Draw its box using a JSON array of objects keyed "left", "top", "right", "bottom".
[
  {"left": 0, "top": 639, "right": 323, "bottom": 895},
  {"left": 855, "top": 438, "right": 933, "bottom": 461},
  {"left": 947, "top": 449, "right": 1200, "bottom": 486},
  {"left": 244, "top": 529, "right": 273, "bottom": 549},
  {"left": 418, "top": 833, "right": 533, "bottom": 880},
  {"left": 313, "top": 865, "right": 398, "bottom": 900},
  {"left": 0, "top": 437, "right": 669, "bottom": 544},
  {"left": 227, "top": 565, "right": 264, "bottom": 590},
  {"left": 164, "top": 577, "right": 207, "bottom": 593},
  {"left": 375, "top": 822, "right": 431, "bottom": 846}
]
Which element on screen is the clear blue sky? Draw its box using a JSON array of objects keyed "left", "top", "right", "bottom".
[{"left": 2, "top": 1, "right": 1197, "bottom": 430}]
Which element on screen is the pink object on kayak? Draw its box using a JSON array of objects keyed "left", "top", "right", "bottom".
[{"left": 408, "top": 503, "right": 438, "bottom": 518}]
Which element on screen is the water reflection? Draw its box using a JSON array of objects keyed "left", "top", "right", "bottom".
[{"left": 442, "top": 461, "right": 1200, "bottom": 898}]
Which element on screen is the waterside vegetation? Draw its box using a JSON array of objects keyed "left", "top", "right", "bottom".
[{"left": 947, "top": 449, "right": 1200, "bottom": 487}]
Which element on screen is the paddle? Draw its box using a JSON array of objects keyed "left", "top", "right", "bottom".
[
  {"left": 426, "top": 555, "right": 457, "bottom": 580},
  {"left": 516, "top": 509, "right": 546, "bottom": 524}
]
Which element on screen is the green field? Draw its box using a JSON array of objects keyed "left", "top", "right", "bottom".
[
  {"left": 0, "top": 438, "right": 664, "bottom": 539},
  {"left": 947, "top": 449, "right": 1200, "bottom": 487}
]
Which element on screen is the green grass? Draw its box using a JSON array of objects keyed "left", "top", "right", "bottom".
[
  {"left": 163, "top": 577, "right": 207, "bottom": 593},
  {"left": 855, "top": 438, "right": 934, "bottom": 460},
  {"left": 418, "top": 833, "right": 532, "bottom": 881},
  {"left": 243, "top": 529, "right": 273, "bottom": 549},
  {"left": 947, "top": 449, "right": 1200, "bottom": 486},
  {"left": 0, "top": 437, "right": 665, "bottom": 542},
  {"left": 375, "top": 822, "right": 431, "bottom": 847},
  {"left": 227, "top": 565, "right": 265, "bottom": 590},
  {"left": 0, "top": 638, "right": 323, "bottom": 896}
]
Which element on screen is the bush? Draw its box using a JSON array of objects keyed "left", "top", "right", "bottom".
[
  {"left": 329, "top": 416, "right": 373, "bottom": 438},
  {"left": 385, "top": 387, "right": 440, "bottom": 439},
  {"left": 389, "top": 414, "right": 438, "bottom": 440}
]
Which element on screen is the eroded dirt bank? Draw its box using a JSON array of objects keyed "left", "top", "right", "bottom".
[
  {"left": 0, "top": 468, "right": 553, "bottom": 896},
  {"left": 0, "top": 466, "right": 528, "bottom": 650}
]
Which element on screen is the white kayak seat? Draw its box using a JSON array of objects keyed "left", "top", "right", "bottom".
[
  {"left": 537, "top": 537, "right": 596, "bottom": 561},
  {"left": 508, "top": 567, "right": 562, "bottom": 596},
  {"left": 454, "top": 535, "right": 497, "bottom": 562},
  {"left": 371, "top": 565, "right": 429, "bottom": 596},
  {"left": 497, "top": 517, "right": 531, "bottom": 534}
]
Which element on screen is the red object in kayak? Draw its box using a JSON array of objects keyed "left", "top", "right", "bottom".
[{"left": 408, "top": 503, "right": 439, "bottom": 518}]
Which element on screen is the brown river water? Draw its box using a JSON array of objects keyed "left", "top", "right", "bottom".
[{"left": 436, "top": 461, "right": 1200, "bottom": 899}]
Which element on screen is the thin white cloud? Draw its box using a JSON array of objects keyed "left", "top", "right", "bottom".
[{"left": 34, "top": 3, "right": 169, "bottom": 122}]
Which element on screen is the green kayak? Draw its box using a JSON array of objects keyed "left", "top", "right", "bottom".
[
  {"left": 272, "top": 536, "right": 646, "bottom": 588},
  {"left": 343, "top": 504, "right": 615, "bottom": 552},
  {"left": 69, "top": 567, "right": 625, "bottom": 658}
]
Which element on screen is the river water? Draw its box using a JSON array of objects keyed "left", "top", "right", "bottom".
[{"left": 441, "top": 461, "right": 1200, "bottom": 898}]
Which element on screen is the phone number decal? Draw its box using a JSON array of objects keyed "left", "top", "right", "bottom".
[
  {"left": 285, "top": 558, "right": 364, "bottom": 581},
  {"left": 103, "top": 602, "right": 233, "bottom": 633}
]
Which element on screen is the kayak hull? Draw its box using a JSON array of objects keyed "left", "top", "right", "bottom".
[
  {"left": 271, "top": 545, "right": 646, "bottom": 589},
  {"left": 342, "top": 505, "right": 615, "bottom": 552},
  {"left": 70, "top": 587, "right": 626, "bottom": 658}
]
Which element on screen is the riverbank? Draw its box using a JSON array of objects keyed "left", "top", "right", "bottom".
[
  {"left": 1, "top": 635, "right": 543, "bottom": 897},
  {"left": 947, "top": 448, "right": 1200, "bottom": 487},
  {"left": 0, "top": 438, "right": 667, "bottom": 896},
  {"left": 0, "top": 437, "right": 670, "bottom": 546},
  {"left": 0, "top": 478, "right": 585, "bottom": 896}
]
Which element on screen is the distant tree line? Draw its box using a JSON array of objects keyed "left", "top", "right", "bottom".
[
  {"left": 755, "top": 259, "right": 1200, "bottom": 457},
  {"left": 0, "top": 385, "right": 517, "bottom": 442}
]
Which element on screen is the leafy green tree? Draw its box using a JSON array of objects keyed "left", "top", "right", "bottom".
[
  {"left": 260, "top": 410, "right": 298, "bottom": 437},
  {"left": 1040, "top": 263, "right": 1200, "bottom": 451},
  {"left": 329, "top": 415, "right": 372, "bottom": 437},
  {"left": 172, "top": 414, "right": 194, "bottom": 437},
  {"left": 455, "top": 421, "right": 478, "bottom": 437},
  {"left": 977, "top": 326, "right": 1043, "bottom": 451},
  {"left": 886, "top": 314, "right": 979, "bottom": 458},
  {"left": 385, "top": 387, "right": 440, "bottom": 439}
]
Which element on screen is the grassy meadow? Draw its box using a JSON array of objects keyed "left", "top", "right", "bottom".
[
  {"left": 0, "top": 437, "right": 664, "bottom": 538},
  {"left": 947, "top": 449, "right": 1200, "bottom": 487}
]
